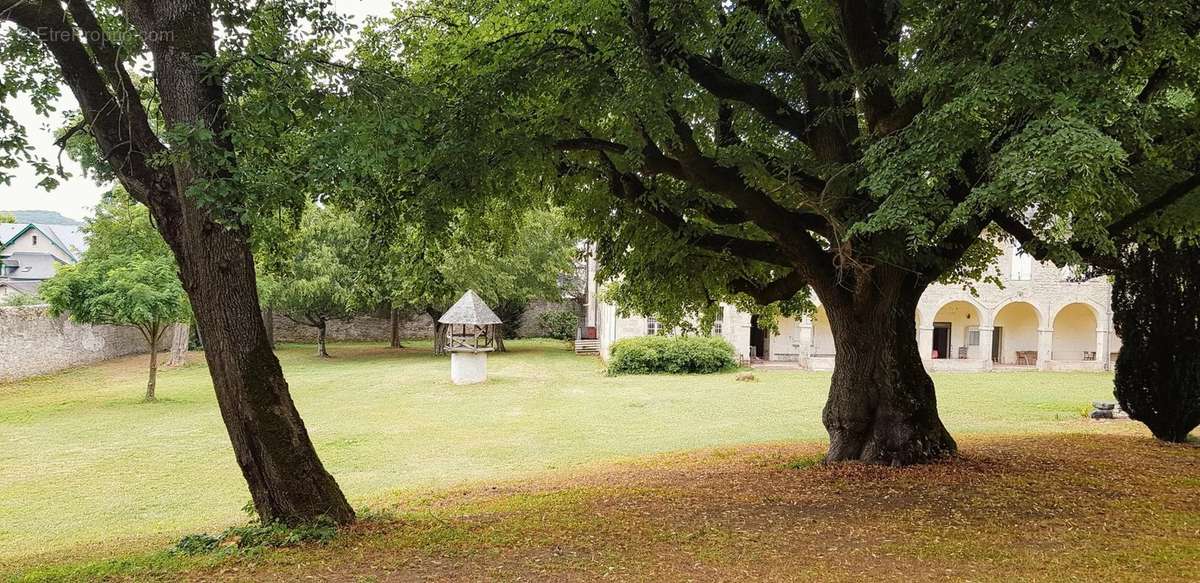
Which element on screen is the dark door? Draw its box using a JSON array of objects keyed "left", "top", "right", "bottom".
[
  {"left": 932, "top": 323, "right": 951, "bottom": 359},
  {"left": 991, "top": 326, "right": 1003, "bottom": 362},
  {"left": 750, "top": 315, "right": 765, "bottom": 359}
]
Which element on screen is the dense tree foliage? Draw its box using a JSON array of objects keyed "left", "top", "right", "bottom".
[
  {"left": 339, "top": 0, "right": 1200, "bottom": 464},
  {"left": 354, "top": 207, "right": 578, "bottom": 353},
  {"left": 1, "top": 0, "right": 355, "bottom": 524},
  {"left": 1112, "top": 238, "right": 1200, "bottom": 442},
  {"left": 40, "top": 195, "right": 190, "bottom": 401},
  {"left": 259, "top": 206, "right": 371, "bottom": 357}
]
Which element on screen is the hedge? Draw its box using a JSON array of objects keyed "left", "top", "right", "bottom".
[
  {"left": 538, "top": 308, "right": 579, "bottom": 340},
  {"left": 607, "top": 335, "right": 738, "bottom": 375}
]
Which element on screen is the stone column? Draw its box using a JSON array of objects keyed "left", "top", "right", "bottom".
[
  {"left": 978, "top": 326, "right": 995, "bottom": 371},
  {"left": 798, "top": 317, "right": 814, "bottom": 368},
  {"left": 1037, "top": 328, "right": 1054, "bottom": 371},
  {"left": 1095, "top": 326, "right": 1109, "bottom": 369},
  {"left": 918, "top": 325, "right": 935, "bottom": 362}
]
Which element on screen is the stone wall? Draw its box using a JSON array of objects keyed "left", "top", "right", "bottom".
[
  {"left": 271, "top": 311, "right": 435, "bottom": 343},
  {"left": 271, "top": 299, "right": 583, "bottom": 344},
  {"left": 0, "top": 305, "right": 157, "bottom": 382}
]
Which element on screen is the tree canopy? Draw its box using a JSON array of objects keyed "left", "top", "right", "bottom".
[
  {"left": 40, "top": 193, "right": 190, "bottom": 400},
  {"left": 258, "top": 205, "right": 371, "bottom": 357},
  {"left": 326, "top": 0, "right": 1200, "bottom": 464}
]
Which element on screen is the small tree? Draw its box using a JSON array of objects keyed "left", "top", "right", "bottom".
[
  {"left": 1112, "top": 238, "right": 1200, "bottom": 443},
  {"left": 259, "top": 206, "right": 366, "bottom": 358},
  {"left": 41, "top": 255, "right": 189, "bottom": 401}
]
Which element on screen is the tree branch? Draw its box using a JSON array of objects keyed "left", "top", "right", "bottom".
[
  {"left": 594, "top": 150, "right": 793, "bottom": 267},
  {"left": 730, "top": 269, "right": 807, "bottom": 305},
  {"left": 1108, "top": 172, "right": 1200, "bottom": 237},
  {"left": 2, "top": 0, "right": 171, "bottom": 206},
  {"left": 625, "top": 0, "right": 814, "bottom": 142},
  {"left": 832, "top": 0, "right": 919, "bottom": 135}
]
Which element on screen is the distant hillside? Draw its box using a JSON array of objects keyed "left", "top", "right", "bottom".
[{"left": 0, "top": 210, "right": 83, "bottom": 225}]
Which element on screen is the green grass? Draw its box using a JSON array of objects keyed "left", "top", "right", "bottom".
[{"left": 0, "top": 340, "right": 1117, "bottom": 571}]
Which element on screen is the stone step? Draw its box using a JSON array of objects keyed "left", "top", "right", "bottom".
[{"left": 574, "top": 339, "right": 600, "bottom": 354}]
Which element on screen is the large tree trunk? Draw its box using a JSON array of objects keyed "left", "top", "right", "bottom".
[
  {"left": 821, "top": 285, "right": 956, "bottom": 465},
  {"left": 125, "top": 1, "right": 354, "bottom": 525},
  {"left": 166, "top": 323, "right": 189, "bottom": 366},
  {"left": 264, "top": 307, "right": 275, "bottom": 348},
  {"left": 3, "top": 0, "right": 352, "bottom": 526},
  {"left": 145, "top": 340, "right": 158, "bottom": 402},
  {"left": 433, "top": 323, "right": 448, "bottom": 355},
  {"left": 175, "top": 226, "right": 353, "bottom": 524},
  {"left": 389, "top": 308, "right": 403, "bottom": 348},
  {"left": 316, "top": 319, "right": 330, "bottom": 358}
]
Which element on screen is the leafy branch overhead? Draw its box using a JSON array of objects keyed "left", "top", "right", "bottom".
[{"left": 358, "top": 0, "right": 1200, "bottom": 316}]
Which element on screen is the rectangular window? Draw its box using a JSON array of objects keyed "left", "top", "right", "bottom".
[
  {"left": 646, "top": 317, "right": 661, "bottom": 336},
  {"left": 1011, "top": 248, "right": 1033, "bottom": 281},
  {"left": 31, "top": 235, "right": 37, "bottom": 245},
  {"left": 966, "top": 326, "right": 980, "bottom": 347},
  {"left": 712, "top": 307, "right": 724, "bottom": 335}
]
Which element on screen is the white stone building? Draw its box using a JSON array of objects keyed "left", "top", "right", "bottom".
[
  {"left": 0, "top": 222, "right": 87, "bottom": 298},
  {"left": 587, "top": 240, "right": 1120, "bottom": 372}
]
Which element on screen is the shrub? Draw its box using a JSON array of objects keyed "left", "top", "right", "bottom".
[
  {"left": 538, "top": 308, "right": 579, "bottom": 340},
  {"left": 608, "top": 335, "right": 737, "bottom": 375},
  {"left": 0, "top": 293, "right": 44, "bottom": 307},
  {"left": 1112, "top": 238, "right": 1200, "bottom": 442},
  {"left": 170, "top": 516, "right": 339, "bottom": 556}
]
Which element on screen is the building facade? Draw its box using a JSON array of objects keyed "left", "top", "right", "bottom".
[
  {"left": 590, "top": 240, "right": 1120, "bottom": 373},
  {"left": 0, "top": 223, "right": 86, "bottom": 298}
]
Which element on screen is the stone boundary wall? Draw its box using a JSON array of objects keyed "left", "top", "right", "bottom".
[
  {"left": 271, "top": 312, "right": 435, "bottom": 343},
  {"left": 0, "top": 305, "right": 157, "bottom": 382},
  {"left": 270, "top": 299, "right": 584, "bottom": 344}
]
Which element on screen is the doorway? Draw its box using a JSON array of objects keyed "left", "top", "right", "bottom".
[
  {"left": 750, "top": 315, "right": 768, "bottom": 359},
  {"left": 991, "top": 326, "right": 1004, "bottom": 362},
  {"left": 932, "top": 322, "right": 951, "bottom": 359}
]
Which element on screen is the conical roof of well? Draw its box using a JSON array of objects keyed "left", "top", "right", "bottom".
[{"left": 438, "top": 290, "right": 503, "bottom": 325}]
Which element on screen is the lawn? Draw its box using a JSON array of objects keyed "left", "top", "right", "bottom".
[{"left": 0, "top": 340, "right": 1136, "bottom": 575}]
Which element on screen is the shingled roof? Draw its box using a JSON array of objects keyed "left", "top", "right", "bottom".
[{"left": 438, "top": 290, "right": 503, "bottom": 325}]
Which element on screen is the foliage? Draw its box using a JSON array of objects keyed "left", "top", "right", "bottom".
[
  {"left": 357, "top": 206, "right": 578, "bottom": 322},
  {"left": 0, "top": 292, "right": 43, "bottom": 307},
  {"left": 38, "top": 193, "right": 189, "bottom": 398},
  {"left": 257, "top": 205, "right": 371, "bottom": 332},
  {"left": 0, "top": 211, "right": 14, "bottom": 223},
  {"left": 40, "top": 192, "right": 185, "bottom": 321},
  {"left": 608, "top": 336, "right": 738, "bottom": 375},
  {"left": 356, "top": 0, "right": 1200, "bottom": 326},
  {"left": 538, "top": 308, "right": 579, "bottom": 340},
  {"left": 171, "top": 517, "right": 338, "bottom": 557},
  {"left": 491, "top": 298, "right": 527, "bottom": 339},
  {"left": 1112, "top": 238, "right": 1200, "bottom": 442}
]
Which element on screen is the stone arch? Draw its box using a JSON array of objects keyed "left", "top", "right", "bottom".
[
  {"left": 989, "top": 296, "right": 1047, "bottom": 329},
  {"left": 1050, "top": 299, "right": 1105, "bottom": 330},
  {"left": 991, "top": 300, "right": 1042, "bottom": 365},
  {"left": 930, "top": 299, "right": 986, "bottom": 360},
  {"left": 1051, "top": 302, "right": 1101, "bottom": 362}
]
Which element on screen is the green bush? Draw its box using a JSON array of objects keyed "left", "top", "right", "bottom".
[
  {"left": 170, "top": 516, "right": 339, "bottom": 556},
  {"left": 0, "top": 293, "right": 44, "bottom": 307},
  {"left": 608, "top": 335, "right": 737, "bottom": 375},
  {"left": 538, "top": 308, "right": 579, "bottom": 340}
]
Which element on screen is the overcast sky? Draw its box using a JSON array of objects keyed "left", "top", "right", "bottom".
[{"left": 1, "top": 0, "right": 396, "bottom": 221}]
